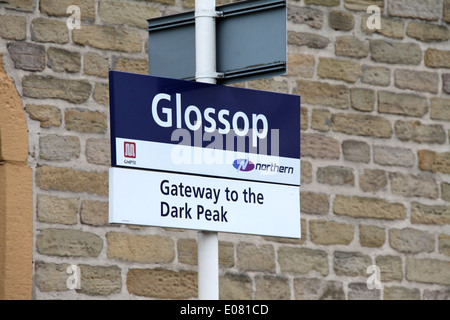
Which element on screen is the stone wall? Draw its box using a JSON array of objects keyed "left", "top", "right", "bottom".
[{"left": 0, "top": 0, "right": 448, "bottom": 300}]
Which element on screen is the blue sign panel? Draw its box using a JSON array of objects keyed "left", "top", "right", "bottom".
[{"left": 109, "top": 71, "right": 300, "bottom": 186}]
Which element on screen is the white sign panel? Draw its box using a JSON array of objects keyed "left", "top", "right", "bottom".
[{"left": 109, "top": 167, "right": 300, "bottom": 238}]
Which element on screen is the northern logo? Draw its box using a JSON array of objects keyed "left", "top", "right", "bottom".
[
  {"left": 233, "top": 159, "right": 295, "bottom": 175},
  {"left": 233, "top": 159, "right": 255, "bottom": 172}
]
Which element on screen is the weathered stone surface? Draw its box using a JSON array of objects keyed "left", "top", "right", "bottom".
[
  {"left": 333, "top": 251, "right": 371, "bottom": 276},
  {"left": 388, "top": 0, "right": 442, "bottom": 21},
  {"left": 425, "top": 48, "right": 450, "bottom": 69},
  {"left": 278, "top": 247, "right": 328, "bottom": 276},
  {"left": 37, "top": 194, "right": 78, "bottom": 225},
  {"left": 411, "top": 202, "right": 450, "bottom": 225},
  {"left": 373, "top": 145, "right": 415, "bottom": 167},
  {"left": 39, "top": 134, "right": 80, "bottom": 161},
  {"left": 288, "top": 5, "right": 324, "bottom": 29},
  {"left": 344, "top": 0, "right": 384, "bottom": 11},
  {"left": 247, "top": 78, "right": 288, "bottom": 92},
  {"left": 418, "top": 150, "right": 450, "bottom": 174},
  {"left": 350, "top": 88, "right": 375, "bottom": 112},
  {"left": 394, "top": 69, "right": 438, "bottom": 94},
  {"left": 389, "top": 172, "right": 439, "bottom": 199},
  {"left": 7, "top": 42, "right": 45, "bottom": 71},
  {"left": 300, "top": 191, "right": 329, "bottom": 215},
  {"left": 348, "top": 283, "right": 381, "bottom": 300},
  {"left": 31, "top": 18, "right": 69, "bottom": 43},
  {"left": 0, "top": 0, "right": 35, "bottom": 12},
  {"left": 80, "top": 200, "right": 109, "bottom": 226},
  {"left": 36, "top": 228, "right": 103, "bottom": 257},
  {"left": 332, "top": 113, "right": 392, "bottom": 138},
  {"left": 107, "top": 232, "right": 175, "bottom": 263},
  {"left": 255, "top": 276, "right": 290, "bottom": 300},
  {"left": 359, "top": 169, "right": 388, "bottom": 193},
  {"left": 442, "top": 182, "right": 450, "bottom": 202},
  {"left": 0, "top": 15, "right": 26, "bottom": 40},
  {"left": 219, "top": 273, "right": 252, "bottom": 300},
  {"left": 86, "top": 138, "right": 110, "bottom": 166},
  {"left": 114, "top": 57, "right": 148, "bottom": 75},
  {"left": 360, "top": 225, "right": 385, "bottom": 247},
  {"left": 406, "top": 22, "right": 449, "bottom": 42},
  {"left": 395, "top": 120, "right": 446, "bottom": 144},
  {"left": 93, "top": 82, "right": 109, "bottom": 106},
  {"left": 439, "top": 234, "right": 450, "bottom": 256},
  {"left": 78, "top": 265, "right": 122, "bottom": 296},
  {"left": 334, "top": 195, "right": 406, "bottom": 220},
  {"left": 375, "top": 255, "right": 403, "bottom": 281},
  {"left": 288, "top": 31, "right": 330, "bottom": 49},
  {"left": 311, "top": 109, "right": 331, "bottom": 131},
  {"left": 335, "top": 36, "right": 369, "bottom": 58},
  {"left": 430, "top": 98, "right": 450, "bottom": 121},
  {"left": 378, "top": 91, "right": 428, "bottom": 117},
  {"left": 177, "top": 239, "right": 197, "bottom": 266},
  {"left": 99, "top": 0, "right": 160, "bottom": 28},
  {"left": 406, "top": 258, "right": 450, "bottom": 285},
  {"left": 47, "top": 47, "right": 81, "bottom": 73},
  {"left": 301, "top": 160, "right": 312, "bottom": 184},
  {"left": 65, "top": 109, "right": 107, "bottom": 133},
  {"left": 288, "top": 54, "right": 315, "bottom": 78},
  {"left": 445, "top": 0, "right": 450, "bottom": 22},
  {"left": 300, "top": 133, "right": 340, "bottom": 159},
  {"left": 329, "top": 10, "right": 354, "bottom": 31},
  {"left": 23, "top": 75, "right": 91, "bottom": 104},
  {"left": 84, "top": 53, "right": 109, "bottom": 78},
  {"left": 424, "top": 289, "right": 450, "bottom": 300},
  {"left": 318, "top": 57, "right": 361, "bottom": 83},
  {"left": 36, "top": 165, "right": 108, "bottom": 196},
  {"left": 26, "top": 104, "right": 61, "bottom": 128},
  {"left": 342, "top": 140, "right": 370, "bottom": 163},
  {"left": 237, "top": 243, "right": 275, "bottom": 272},
  {"left": 34, "top": 261, "right": 71, "bottom": 292},
  {"left": 219, "top": 242, "right": 234, "bottom": 267},
  {"left": 73, "top": 25, "right": 142, "bottom": 52},
  {"left": 384, "top": 286, "right": 421, "bottom": 300},
  {"left": 317, "top": 166, "right": 354, "bottom": 186},
  {"left": 310, "top": 220, "right": 354, "bottom": 245},
  {"left": 305, "top": 0, "right": 340, "bottom": 6},
  {"left": 361, "top": 65, "right": 390, "bottom": 86},
  {"left": 296, "top": 80, "right": 349, "bottom": 109},
  {"left": 294, "top": 278, "right": 345, "bottom": 300},
  {"left": 389, "top": 228, "right": 435, "bottom": 253},
  {"left": 127, "top": 268, "right": 197, "bottom": 299},
  {"left": 40, "top": 0, "right": 95, "bottom": 21},
  {"left": 369, "top": 40, "right": 422, "bottom": 65}
]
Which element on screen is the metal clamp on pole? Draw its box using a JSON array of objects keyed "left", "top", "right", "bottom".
[
  {"left": 194, "top": 10, "right": 223, "bottom": 18},
  {"left": 195, "top": 71, "right": 224, "bottom": 81}
]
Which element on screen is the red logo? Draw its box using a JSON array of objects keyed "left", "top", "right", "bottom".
[{"left": 124, "top": 142, "right": 136, "bottom": 158}]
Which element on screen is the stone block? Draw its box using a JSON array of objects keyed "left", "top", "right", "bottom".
[{"left": 7, "top": 42, "right": 45, "bottom": 71}]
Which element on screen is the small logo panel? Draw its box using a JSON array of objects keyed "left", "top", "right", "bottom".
[{"left": 124, "top": 142, "right": 136, "bottom": 158}]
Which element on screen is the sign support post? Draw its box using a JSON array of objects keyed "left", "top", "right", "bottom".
[{"left": 195, "top": 0, "right": 219, "bottom": 300}]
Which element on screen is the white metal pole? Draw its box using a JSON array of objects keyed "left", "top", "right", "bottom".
[{"left": 195, "top": 0, "right": 219, "bottom": 300}]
